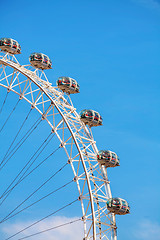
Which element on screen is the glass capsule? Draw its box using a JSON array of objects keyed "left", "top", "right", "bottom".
[
  {"left": 0, "top": 38, "right": 21, "bottom": 54},
  {"left": 80, "top": 109, "right": 102, "bottom": 127},
  {"left": 57, "top": 77, "right": 80, "bottom": 94},
  {"left": 97, "top": 150, "right": 120, "bottom": 167},
  {"left": 29, "top": 53, "right": 52, "bottom": 70},
  {"left": 107, "top": 198, "right": 130, "bottom": 215}
]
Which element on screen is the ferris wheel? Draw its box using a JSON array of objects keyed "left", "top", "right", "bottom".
[{"left": 0, "top": 38, "right": 130, "bottom": 240}]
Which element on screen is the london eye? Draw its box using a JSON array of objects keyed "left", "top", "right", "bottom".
[{"left": 0, "top": 37, "right": 130, "bottom": 240}]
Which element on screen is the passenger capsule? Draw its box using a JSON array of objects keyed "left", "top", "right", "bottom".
[
  {"left": 80, "top": 109, "right": 102, "bottom": 127},
  {"left": 107, "top": 198, "right": 130, "bottom": 215},
  {"left": 0, "top": 38, "right": 21, "bottom": 54},
  {"left": 57, "top": 77, "right": 80, "bottom": 94},
  {"left": 97, "top": 150, "right": 120, "bottom": 167},
  {"left": 29, "top": 53, "right": 52, "bottom": 70}
]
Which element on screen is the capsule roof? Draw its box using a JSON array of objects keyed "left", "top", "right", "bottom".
[
  {"left": 80, "top": 109, "right": 102, "bottom": 127},
  {"left": 29, "top": 52, "right": 52, "bottom": 70},
  {"left": 57, "top": 77, "right": 80, "bottom": 94},
  {"left": 0, "top": 38, "right": 21, "bottom": 54}
]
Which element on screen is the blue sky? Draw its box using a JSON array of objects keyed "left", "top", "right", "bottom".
[{"left": 0, "top": 0, "right": 160, "bottom": 239}]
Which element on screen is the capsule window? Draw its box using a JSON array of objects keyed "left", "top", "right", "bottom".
[
  {"left": 86, "top": 111, "right": 93, "bottom": 117},
  {"left": 35, "top": 54, "right": 42, "bottom": 61},
  {"left": 108, "top": 202, "right": 112, "bottom": 208},
  {"left": 43, "top": 55, "right": 48, "bottom": 63},
  {"left": 94, "top": 112, "right": 99, "bottom": 121},
  {"left": 5, "top": 38, "right": 11, "bottom": 46},
  {"left": 121, "top": 205, "right": 126, "bottom": 210},
  {"left": 71, "top": 80, "right": 76, "bottom": 88},
  {"left": 114, "top": 198, "right": 120, "bottom": 204},
  {"left": 101, "top": 153, "right": 106, "bottom": 159},
  {"left": 122, "top": 200, "right": 127, "bottom": 206},
  {"left": 80, "top": 110, "right": 86, "bottom": 118},
  {"left": 76, "top": 83, "right": 80, "bottom": 92},
  {"left": 37, "top": 54, "right": 42, "bottom": 59},
  {"left": 113, "top": 199, "right": 119, "bottom": 205},
  {"left": 106, "top": 152, "right": 111, "bottom": 160},
  {"left": 63, "top": 78, "right": 70, "bottom": 85},
  {"left": 30, "top": 55, "right": 34, "bottom": 61},
  {"left": 12, "top": 41, "right": 17, "bottom": 49},
  {"left": 107, "top": 199, "right": 112, "bottom": 207}
]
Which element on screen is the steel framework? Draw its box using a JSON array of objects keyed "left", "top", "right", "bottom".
[{"left": 0, "top": 52, "right": 117, "bottom": 240}]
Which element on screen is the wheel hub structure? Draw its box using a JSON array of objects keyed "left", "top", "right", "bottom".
[{"left": 0, "top": 52, "right": 117, "bottom": 240}]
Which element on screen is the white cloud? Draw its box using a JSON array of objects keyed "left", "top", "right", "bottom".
[
  {"left": 134, "top": 219, "right": 160, "bottom": 240},
  {"left": 1, "top": 216, "right": 84, "bottom": 240}
]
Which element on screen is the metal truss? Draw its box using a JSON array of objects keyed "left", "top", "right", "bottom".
[{"left": 0, "top": 52, "right": 117, "bottom": 240}]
